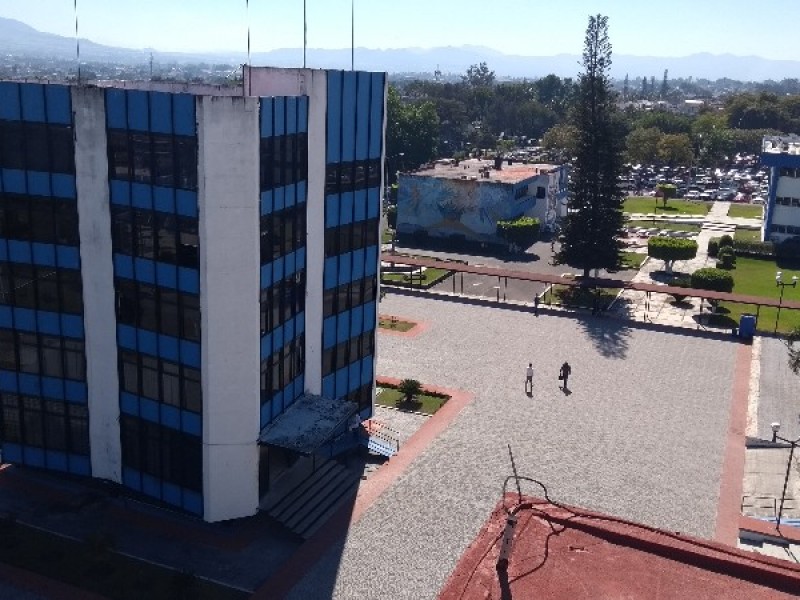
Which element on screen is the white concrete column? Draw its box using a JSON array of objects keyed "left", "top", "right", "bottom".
[
  {"left": 302, "top": 70, "right": 328, "bottom": 396},
  {"left": 197, "top": 96, "right": 261, "bottom": 521},
  {"left": 72, "top": 87, "right": 122, "bottom": 482}
]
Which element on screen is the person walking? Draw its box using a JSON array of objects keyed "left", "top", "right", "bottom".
[
  {"left": 559, "top": 361, "right": 571, "bottom": 391},
  {"left": 525, "top": 363, "right": 534, "bottom": 393},
  {"left": 533, "top": 294, "right": 540, "bottom": 317}
]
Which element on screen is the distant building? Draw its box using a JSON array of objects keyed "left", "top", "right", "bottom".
[
  {"left": 761, "top": 136, "right": 800, "bottom": 243},
  {"left": 0, "top": 65, "right": 386, "bottom": 522},
  {"left": 396, "top": 158, "right": 568, "bottom": 247}
]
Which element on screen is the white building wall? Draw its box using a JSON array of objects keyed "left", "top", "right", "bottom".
[
  {"left": 772, "top": 177, "right": 800, "bottom": 236},
  {"left": 72, "top": 87, "right": 122, "bottom": 482},
  {"left": 776, "top": 176, "right": 800, "bottom": 199},
  {"left": 197, "top": 96, "right": 261, "bottom": 521}
]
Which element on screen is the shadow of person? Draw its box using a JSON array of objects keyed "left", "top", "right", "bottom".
[
  {"left": 526, "top": 389, "right": 533, "bottom": 398},
  {"left": 561, "top": 387, "right": 572, "bottom": 396}
]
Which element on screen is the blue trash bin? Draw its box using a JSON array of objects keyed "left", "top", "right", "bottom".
[{"left": 739, "top": 314, "right": 756, "bottom": 339}]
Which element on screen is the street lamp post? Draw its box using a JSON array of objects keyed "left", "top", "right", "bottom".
[
  {"left": 770, "top": 422, "right": 800, "bottom": 529},
  {"left": 774, "top": 271, "right": 798, "bottom": 333}
]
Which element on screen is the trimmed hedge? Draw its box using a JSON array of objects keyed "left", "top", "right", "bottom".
[
  {"left": 647, "top": 236, "right": 698, "bottom": 271},
  {"left": 734, "top": 239, "right": 774, "bottom": 257},
  {"left": 690, "top": 267, "right": 734, "bottom": 293},
  {"left": 707, "top": 238, "right": 719, "bottom": 258},
  {"left": 717, "top": 246, "right": 736, "bottom": 269},
  {"left": 496, "top": 216, "right": 541, "bottom": 250},
  {"left": 719, "top": 234, "right": 734, "bottom": 248}
]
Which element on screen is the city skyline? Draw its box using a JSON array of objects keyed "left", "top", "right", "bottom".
[{"left": 1, "top": 0, "right": 799, "bottom": 61}]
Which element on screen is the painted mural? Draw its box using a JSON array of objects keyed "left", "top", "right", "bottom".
[{"left": 397, "top": 176, "right": 538, "bottom": 245}]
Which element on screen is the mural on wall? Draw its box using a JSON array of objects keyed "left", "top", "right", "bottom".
[
  {"left": 397, "top": 176, "right": 537, "bottom": 244},
  {"left": 544, "top": 167, "right": 570, "bottom": 231}
]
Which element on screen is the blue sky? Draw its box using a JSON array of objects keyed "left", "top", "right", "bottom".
[{"left": 2, "top": 0, "right": 798, "bottom": 60}]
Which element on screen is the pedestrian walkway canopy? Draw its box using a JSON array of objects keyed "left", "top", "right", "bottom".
[
  {"left": 258, "top": 394, "right": 358, "bottom": 455},
  {"left": 380, "top": 253, "right": 800, "bottom": 312}
]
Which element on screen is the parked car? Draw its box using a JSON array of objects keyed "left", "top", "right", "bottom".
[{"left": 685, "top": 190, "right": 700, "bottom": 199}]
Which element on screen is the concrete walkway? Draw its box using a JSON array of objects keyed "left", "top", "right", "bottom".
[{"left": 613, "top": 201, "right": 759, "bottom": 329}]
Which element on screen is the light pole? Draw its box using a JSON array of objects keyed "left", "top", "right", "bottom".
[
  {"left": 770, "top": 422, "right": 800, "bottom": 529},
  {"left": 774, "top": 271, "right": 798, "bottom": 333}
]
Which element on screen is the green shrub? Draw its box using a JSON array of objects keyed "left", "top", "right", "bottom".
[
  {"left": 690, "top": 267, "right": 734, "bottom": 293},
  {"left": 647, "top": 236, "right": 698, "bottom": 272},
  {"left": 719, "top": 234, "right": 734, "bottom": 248},
  {"left": 670, "top": 275, "right": 692, "bottom": 302},
  {"left": 717, "top": 246, "right": 736, "bottom": 269},
  {"left": 496, "top": 216, "right": 541, "bottom": 251},
  {"left": 707, "top": 238, "right": 720, "bottom": 257},
  {"left": 733, "top": 239, "right": 774, "bottom": 257}
]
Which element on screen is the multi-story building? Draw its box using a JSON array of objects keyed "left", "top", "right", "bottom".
[
  {"left": 761, "top": 135, "right": 800, "bottom": 243},
  {"left": 0, "top": 66, "right": 386, "bottom": 522},
  {"left": 396, "top": 158, "right": 568, "bottom": 247}
]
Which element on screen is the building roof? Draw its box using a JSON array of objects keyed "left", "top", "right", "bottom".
[
  {"left": 439, "top": 494, "right": 800, "bottom": 600},
  {"left": 408, "top": 158, "right": 558, "bottom": 184}
]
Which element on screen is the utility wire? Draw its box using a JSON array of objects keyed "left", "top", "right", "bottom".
[{"left": 74, "top": 0, "right": 81, "bottom": 83}]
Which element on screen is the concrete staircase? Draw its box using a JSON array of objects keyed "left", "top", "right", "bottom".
[{"left": 262, "top": 456, "right": 361, "bottom": 539}]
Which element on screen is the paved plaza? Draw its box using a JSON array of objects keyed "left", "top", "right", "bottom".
[{"left": 286, "top": 292, "right": 742, "bottom": 599}]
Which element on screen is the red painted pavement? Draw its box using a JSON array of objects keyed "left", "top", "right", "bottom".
[{"left": 715, "top": 341, "right": 752, "bottom": 545}]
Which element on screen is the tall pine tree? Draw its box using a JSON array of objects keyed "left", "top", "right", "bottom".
[{"left": 555, "top": 14, "right": 625, "bottom": 278}]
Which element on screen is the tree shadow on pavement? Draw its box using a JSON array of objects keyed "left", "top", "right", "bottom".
[{"left": 578, "top": 315, "right": 631, "bottom": 359}]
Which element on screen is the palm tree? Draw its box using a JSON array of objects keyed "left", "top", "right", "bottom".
[{"left": 398, "top": 379, "right": 422, "bottom": 404}]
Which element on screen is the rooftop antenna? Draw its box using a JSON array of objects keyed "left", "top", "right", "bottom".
[
  {"left": 246, "top": 0, "right": 251, "bottom": 96},
  {"left": 303, "top": 0, "right": 307, "bottom": 68},
  {"left": 73, "top": 0, "right": 81, "bottom": 83},
  {"left": 351, "top": 0, "right": 354, "bottom": 70}
]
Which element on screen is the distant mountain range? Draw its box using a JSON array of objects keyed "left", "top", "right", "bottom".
[{"left": 2, "top": 16, "right": 799, "bottom": 81}]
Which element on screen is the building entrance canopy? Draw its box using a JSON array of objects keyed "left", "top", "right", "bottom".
[{"left": 258, "top": 394, "right": 358, "bottom": 455}]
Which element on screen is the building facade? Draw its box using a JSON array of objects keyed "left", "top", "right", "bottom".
[
  {"left": 0, "top": 66, "right": 386, "bottom": 522},
  {"left": 396, "top": 159, "right": 568, "bottom": 246},
  {"left": 761, "top": 135, "right": 800, "bottom": 243}
]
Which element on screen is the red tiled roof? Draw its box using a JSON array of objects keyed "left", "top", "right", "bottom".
[{"left": 439, "top": 495, "right": 800, "bottom": 600}]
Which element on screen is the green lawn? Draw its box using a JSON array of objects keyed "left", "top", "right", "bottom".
[
  {"left": 727, "top": 204, "right": 763, "bottom": 219},
  {"left": 623, "top": 197, "right": 710, "bottom": 216},
  {"left": 381, "top": 228, "right": 394, "bottom": 244},
  {"left": 734, "top": 228, "right": 762, "bottom": 242},
  {"left": 381, "top": 267, "right": 450, "bottom": 287},
  {"left": 0, "top": 519, "right": 245, "bottom": 600},
  {"left": 716, "top": 256, "right": 800, "bottom": 334},
  {"left": 627, "top": 220, "right": 701, "bottom": 233},
  {"left": 548, "top": 284, "right": 620, "bottom": 310},
  {"left": 376, "top": 387, "right": 448, "bottom": 415},
  {"left": 620, "top": 251, "right": 646, "bottom": 270}
]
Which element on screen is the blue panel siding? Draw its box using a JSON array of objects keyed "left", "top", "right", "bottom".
[
  {"left": 183, "top": 490, "right": 203, "bottom": 515},
  {"left": 369, "top": 73, "right": 385, "bottom": 159},
  {"left": 260, "top": 98, "right": 273, "bottom": 138},
  {"left": 18, "top": 373, "right": 41, "bottom": 395},
  {"left": 149, "top": 92, "right": 172, "bottom": 134},
  {"left": 20, "top": 83, "right": 46, "bottom": 122},
  {"left": 326, "top": 195, "right": 339, "bottom": 228},
  {"left": 351, "top": 248, "right": 365, "bottom": 280},
  {"left": 106, "top": 88, "right": 127, "bottom": 129},
  {"left": 286, "top": 97, "right": 298, "bottom": 135},
  {"left": 363, "top": 300, "right": 377, "bottom": 328},
  {"left": 64, "top": 380, "right": 87, "bottom": 403},
  {"left": 117, "top": 324, "right": 200, "bottom": 368},
  {"left": 298, "top": 95, "right": 308, "bottom": 133},
  {"left": 182, "top": 411, "right": 201, "bottom": 435},
  {"left": 51, "top": 173, "right": 76, "bottom": 199},
  {"left": 2, "top": 169, "right": 25, "bottom": 193},
  {"left": 8, "top": 240, "right": 31, "bottom": 263},
  {"left": 172, "top": 94, "right": 196, "bottom": 136},
  {"left": 137, "top": 328, "right": 158, "bottom": 355},
  {"left": 361, "top": 355, "right": 374, "bottom": 384},
  {"left": 364, "top": 245, "right": 378, "bottom": 276},
  {"left": 56, "top": 245, "right": 80, "bottom": 269},
  {"left": 354, "top": 189, "right": 367, "bottom": 222},
  {"left": 341, "top": 72, "right": 357, "bottom": 162},
  {"left": 327, "top": 71, "right": 342, "bottom": 163},
  {"left": 41, "top": 377, "right": 64, "bottom": 400},
  {"left": 337, "top": 252, "right": 352, "bottom": 285},
  {"left": 273, "top": 185, "right": 285, "bottom": 212},
  {"left": 274, "top": 97, "right": 286, "bottom": 136},
  {"left": 336, "top": 310, "right": 350, "bottom": 344},
  {"left": 156, "top": 262, "right": 178, "bottom": 289},
  {"left": 322, "top": 374, "right": 335, "bottom": 399},
  {"left": 45, "top": 85, "right": 72, "bottom": 125},
  {"left": 12, "top": 307, "right": 35, "bottom": 331},
  {"left": 335, "top": 367, "right": 349, "bottom": 398},
  {"left": 0, "top": 306, "right": 10, "bottom": 327},
  {"left": 0, "top": 82, "right": 21, "bottom": 120},
  {"left": 127, "top": 90, "right": 149, "bottom": 131},
  {"left": 134, "top": 257, "right": 156, "bottom": 284},
  {"left": 153, "top": 186, "right": 175, "bottom": 213},
  {"left": 339, "top": 192, "right": 354, "bottom": 226},
  {"left": 27, "top": 171, "right": 50, "bottom": 196},
  {"left": 120, "top": 390, "right": 200, "bottom": 433},
  {"left": 350, "top": 304, "right": 364, "bottom": 337},
  {"left": 355, "top": 72, "right": 371, "bottom": 160},
  {"left": 176, "top": 189, "right": 198, "bottom": 217},
  {"left": 261, "top": 189, "right": 274, "bottom": 216},
  {"left": 366, "top": 192, "right": 380, "bottom": 219},
  {"left": 324, "top": 256, "right": 339, "bottom": 289},
  {"left": 32, "top": 242, "right": 56, "bottom": 266},
  {"left": 110, "top": 179, "right": 131, "bottom": 205},
  {"left": 131, "top": 182, "right": 153, "bottom": 209}
]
